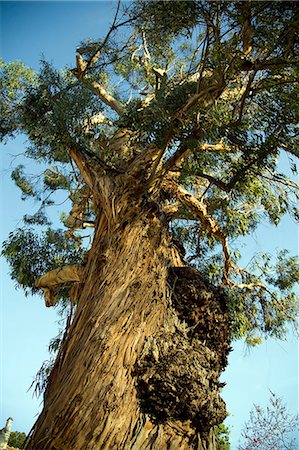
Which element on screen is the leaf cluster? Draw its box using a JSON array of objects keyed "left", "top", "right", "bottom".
[
  {"left": 1, "top": 0, "right": 299, "bottom": 346},
  {"left": 1, "top": 228, "right": 84, "bottom": 297},
  {"left": 8, "top": 431, "right": 27, "bottom": 449},
  {"left": 0, "top": 58, "right": 36, "bottom": 140}
]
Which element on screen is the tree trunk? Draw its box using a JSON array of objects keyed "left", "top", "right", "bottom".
[{"left": 28, "top": 174, "right": 231, "bottom": 449}]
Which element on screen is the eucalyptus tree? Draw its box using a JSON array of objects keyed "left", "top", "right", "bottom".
[{"left": 1, "top": 1, "right": 299, "bottom": 449}]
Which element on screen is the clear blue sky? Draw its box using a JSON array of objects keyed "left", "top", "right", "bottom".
[{"left": 0, "top": 2, "right": 298, "bottom": 448}]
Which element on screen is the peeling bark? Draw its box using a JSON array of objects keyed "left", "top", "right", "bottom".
[
  {"left": 29, "top": 172, "right": 231, "bottom": 449},
  {"left": 35, "top": 265, "right": 83, "bottom": 307}
]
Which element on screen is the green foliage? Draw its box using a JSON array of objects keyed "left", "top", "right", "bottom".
[
  {"left": 1, "top": 1, "right": 299, "bottom": 346},
  {"left": 21, "top": 61, "right": 104, "bottom": 163},
  {"left": 1, "top": 228, "right": 84, "bottom": 297},
  {"left": 215, "top": 423, "right": 230, "bottom": 449},
  {"left": 30, "top": 359, "right": 55, "bottom": 398},
  {"left": 0, "top": 58, "right": 36, "bottom": 140},
  {"left": 24, "top": 209, "right": 51, "bottom": 226},
  {"left": 43, "top": 168, "right": 71, "bottom": 190},
  {"left": 267, "top": 250, "right": 299, "bottom": 290},
  {"left": 133, "top": 1, "right": 199, "bottom": 43},
  {"left": 11, "top": 165, "right": 35, "bottom": 199},
  {"left": 226, "top": 251, "right": 299, "bottom": 342},
  {"left": 8, "top": 430, "right": 27, "bottom": 448}
]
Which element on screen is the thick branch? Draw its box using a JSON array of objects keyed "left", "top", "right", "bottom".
[
  {"left": 64, "top": 186, "right": 92, "bottom": 232},
  {"left": 241, "top": 56, "right": 299, "bottom": 72},
  {"left": 157, "top": 142, "right": 233, "bottom": 180},
  {"left": 88, "top": 80, "right": 125, "bottom": 115},
  {"left": 83, "top": 112, "right": 113, "bottom": 129},
  {"left": 73, "top": 55, "right": 125, "bottom": 116},
  {"left": 177, "top": 76, "right": 226, "bottom": 117},
  {"left": 162, "top": 178, "right": 232, "bottom": 278},
  {"left": 227, "top": 279, "right": 273, "bottom": 296},
  {"left": 68, "top": 147, "right": 95, "bottom": 190},
  {"left": 196, "top": 173, "right": 231, "bottom": 192}
]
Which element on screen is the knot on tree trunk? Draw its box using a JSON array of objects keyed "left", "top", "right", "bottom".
[
  {"left": 134, "top": 266, "right": 231, "bottom": 435},
  {"left": 169, "top": 266, "right": 231, "bottom": 368}
]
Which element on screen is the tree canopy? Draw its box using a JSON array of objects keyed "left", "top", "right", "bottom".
[{"left": 1, "top": 0, "right": 299, "bottom": 350}]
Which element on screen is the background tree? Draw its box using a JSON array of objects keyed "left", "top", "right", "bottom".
[
  {"left": 8, "top": 431, "right": 27, "bottom": 449},
  {"left": 238, "top": 392, "right": 299, "bottom": 450},
  {"left": 1, "top": 1, "right": 299, "bottom": 449}
]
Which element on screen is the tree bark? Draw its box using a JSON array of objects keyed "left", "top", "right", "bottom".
[{"left": 28, "top": 173, "right": 231, "bottom": 449}]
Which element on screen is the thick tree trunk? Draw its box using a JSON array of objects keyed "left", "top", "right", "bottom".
[{"left": 28, "top": 174, "right": 231, "bottom": 449}]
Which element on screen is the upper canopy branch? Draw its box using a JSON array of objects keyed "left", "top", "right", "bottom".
[
  {"left": 80, "top": 0, "right": 122, "bottom": 75},
  {"left": 176, "top": 73, "right": 226, "bottom": 118},
  {"left": 155, "top": 142, "right": 236, "bottom": 182},
  {"left": 73, "top": 54, "right": 125, "bottom": 116}
]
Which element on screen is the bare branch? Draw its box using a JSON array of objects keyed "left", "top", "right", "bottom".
[
  {"left": 196, "top": 172, "right": 231, "bottom": 192},
  {"left": 80, "top": 0, "right": 121, "bottom": 74},
  {"left": 73, "top": 54, "right": 125, "bottom": 116},
  {"left": 177, "top": 75, "right": 226, "bottom": 117},
  {"left": 68, "top": 147, "right": 95, "bottom": 190},
  {"left": 155, "top": 142, "right": 236, "bottom": 181},
  {"left": 162, "top": 178, "right": 232, "bottom": 279},
  {"left": 228, "top": 280, "right": 270, "bottom": 292},
  {"left": 87, "top": 80, "right": 125, "bottom": 116}
]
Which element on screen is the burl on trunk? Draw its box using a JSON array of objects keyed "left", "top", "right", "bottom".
[{"left": 28, "top": 169, "right": 231, "bottom": 450}]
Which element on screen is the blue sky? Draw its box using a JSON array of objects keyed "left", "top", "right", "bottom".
[{"left": 0, "top": 2, "right": 298, "bottom": 448}]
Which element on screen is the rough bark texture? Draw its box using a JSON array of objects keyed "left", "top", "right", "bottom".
[{"left": 28, "top": 173, "right": 231, "bottom": 449}]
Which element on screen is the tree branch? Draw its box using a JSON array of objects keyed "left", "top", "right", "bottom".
[
  {"left": 77, "top": 1, "right": 134, "bottom": 76},
  {"left": 227, "top": 279, "right": 273, "bottom": 297},
  {"left": 177, "top": 74, "right": 226, "bottom": 117},
  {"left": 241, "top": 56, "right": 299, "bottom": 72},
  {"left": 196, "top": 172, "right": 231, "bottom": 192},
  {"left": 155, "top": 142, "right": 235, "bottom": 182},
  {"left": 68, "top": 147, "right": 95, "bottom": 190},
  {"left": 82, "top": 112, "right": 113, "bottom": 129},
  {"left": 88, "top": 79, "right": 125, "bottom": 115},
  {"left": 162, "top": 178, "right": 232, "bottom": 279},
  {"left": 73, "top": 54, "right": 125, "bottom": 116},
  {"left": 237, "top": 71, "right": 257, "bottom": 123}
]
